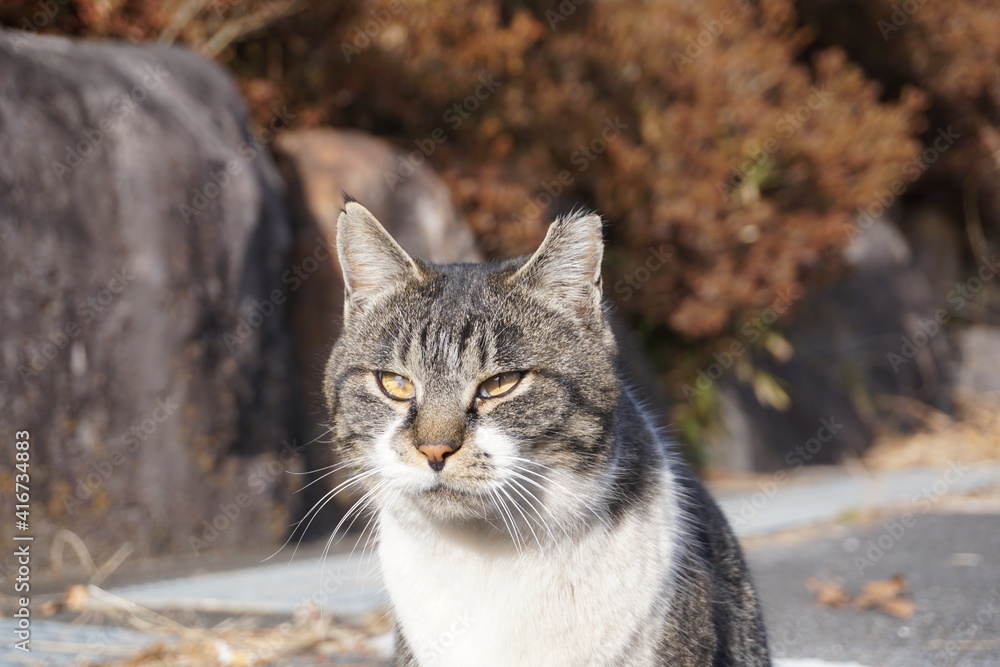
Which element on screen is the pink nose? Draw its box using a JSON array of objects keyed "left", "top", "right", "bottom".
[{"left": 417, "top": 442, "right": 459, "bottom": 471}]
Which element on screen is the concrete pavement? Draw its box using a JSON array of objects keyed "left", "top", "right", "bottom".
[{"left": 3, "top": 462, "right": 998, "bottom": 666}]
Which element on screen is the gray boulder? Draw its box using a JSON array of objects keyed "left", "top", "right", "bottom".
[
  {"left": 704, "top": 214, "right": 961, "bottom": 473},
  {"left": 0, "top": 29, "right": 296, "bottom": 561}
]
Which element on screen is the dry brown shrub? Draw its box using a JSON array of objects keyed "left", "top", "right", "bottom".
[
  {"left": 2, "top": 0, "right": 926, "bottom": 339},
  {"left": 309, "top": 0, "right": 927, "bottom": 338},
  {"left": 802, "top": 0, "right": 1000, "bottom": 253}
]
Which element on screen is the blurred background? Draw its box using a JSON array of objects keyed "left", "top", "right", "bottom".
[{"left": 1, "top": 1, "right": 998, "bottom": 665}]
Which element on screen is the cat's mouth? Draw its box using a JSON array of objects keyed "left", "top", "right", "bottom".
[
  {"left": 422, "top": 483, "right": 475, "bottom": 499},
  {"left": 415, "top": 481, "right": 496, "bottom": 515}
]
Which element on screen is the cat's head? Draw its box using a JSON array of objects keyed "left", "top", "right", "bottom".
[{"left": 323, "top": 201, "right": 621, "bottom": 538}]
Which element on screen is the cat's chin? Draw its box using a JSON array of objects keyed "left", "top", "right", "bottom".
[
  {"left": 404, "top": 482, "right": 496, "bottom": 522},
  {"left": 420, "top": 483, "right": 476, "bottom": 501}
]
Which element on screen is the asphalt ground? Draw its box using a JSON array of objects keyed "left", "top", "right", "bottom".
[
  {"left": 2, "top": 467, "right": 998, "bottom": 666},
  {"left": 748, "top": 511, "right": 1000, "bottom": 667}
]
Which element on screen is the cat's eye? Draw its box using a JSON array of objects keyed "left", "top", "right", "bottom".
[
  {"left": 378, "top": 372, "right": 415, "bottom": 400},
  {"left": 477, "top": 371, "right": 524, "bottom": 399}
]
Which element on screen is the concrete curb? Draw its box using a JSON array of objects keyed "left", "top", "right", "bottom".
[{"left": 713, "top": 463, "right": 1000, "bottom": 538}]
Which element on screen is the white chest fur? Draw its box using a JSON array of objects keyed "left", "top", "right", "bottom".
[{"left": 378, "top": 478, "right": 680, "bottom": 667}]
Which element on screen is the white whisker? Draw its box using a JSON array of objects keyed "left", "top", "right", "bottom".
[
  {"left": 506, "top": 474, "right": 560, "bottom": 544},
  {"left": 487, "top": 487, "right": 521, "bottom": 557},
  {"left": 499, "top": 483, "right": 543, "bottom": 551},
  {"left": 262, "top": 467, "right": 381, "bottom": 563}
]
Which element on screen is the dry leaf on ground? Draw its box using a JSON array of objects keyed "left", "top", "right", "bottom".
[
  {"left": 805, "top": 577, "right": 849, "bottom": 607},
  {"left": 806, "top": 574, "right": 917, "bottom": 619},
  {"left": 855, "top": 575, "right": 916, "bottom": 619}
]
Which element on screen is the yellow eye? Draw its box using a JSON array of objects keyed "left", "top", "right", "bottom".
[
  {"left": 477, "top": 371, "right": 524, "bottom": 399},
  {"left": 378, "top": 372, "right": 415, "bottom": 400}
]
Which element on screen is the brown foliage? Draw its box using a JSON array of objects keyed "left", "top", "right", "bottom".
[
  {"left": 308, "top": 0, "right": 928, "bottom": 337},
  {"left": 871, "top": 0, "right": 1000, "bottom": 242},
  {"left": 2, "top": 0, "right": 927, "bottom": 339},
  {"left": 803, "top": 0, "right": 1000, "bottom": 242}
]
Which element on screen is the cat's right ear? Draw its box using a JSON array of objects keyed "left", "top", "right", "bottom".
[
  {"left": 509, "top": 210, "right": 605, "bottom": 320},
  {"left": 336, "top": 200, "right": 422, "bottom": 313}
]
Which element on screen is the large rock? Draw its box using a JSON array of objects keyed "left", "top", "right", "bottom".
[
  {"left": 705, "top": 214, "right": 961, "bottom": 472},
  {"left": 274, "top": 128, "right": 480, "bottom": 526},
  {"left": 704, "top": 360, "right": 872, "bottom": 473},
  {"left": 789, "top": 215, "right": 959, "bottom": 416},
  {"left": 0, "top": 29, "right": 297, "bottom": 561}
]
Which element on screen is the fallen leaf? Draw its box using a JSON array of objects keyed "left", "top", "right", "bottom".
[
  {"left": 855, "top": 574, "right": 915, "bottom": 619},
  {"left": 806, "top": 577, "right": 848, "bottom": 607},
  {"left": 879, "top": 597, "right": 917, "bottom": 619},
  {"left": 855, "top": 574, "right": 906, "bottom": 607}
]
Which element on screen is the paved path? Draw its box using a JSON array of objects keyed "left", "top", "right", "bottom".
[
  {"left": 3, "top": 463, "right": 997, "bottom": 666},
  {"left": 748, "top": 513, "right": 1000, "bottom": 666},
  {"left": 108, "top": 550, "right": 385, "bottom": 617},
  {"left": 713, "top": 463, "right": 1000, "bottom": 537}
]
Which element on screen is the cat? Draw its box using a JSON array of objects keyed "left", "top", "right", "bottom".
[{"left": 323, "top": 198, "right": 770, "bottom": 666}]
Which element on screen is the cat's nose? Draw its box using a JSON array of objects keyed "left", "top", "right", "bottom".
[{"left": 416, "top": 441, "right": 460, "bottom": 472}]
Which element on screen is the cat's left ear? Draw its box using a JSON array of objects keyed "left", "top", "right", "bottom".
[
  {"left": 336, "top": 199, "right": 422, "bottom": 312},
  {"left": 511, "top": 211, "right": 604, "bottom": 318}
]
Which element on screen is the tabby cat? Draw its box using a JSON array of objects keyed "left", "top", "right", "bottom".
[{"left": 323, "top": 199, "right": 770, "bottom": 666}]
